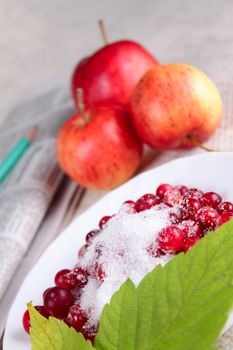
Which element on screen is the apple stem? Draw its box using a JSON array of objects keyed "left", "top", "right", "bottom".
[
  {"left": 98, "top": 19, "right": 108, "bottom": 45},
  {"left": 77, "top": 88, "right": 85, "bottom": 115},
  {"left": 188, "top": 135, "right": 218, "bottom": 152},
  {"left": 76, "top": 88, "right": 89, "bottom": 124}
]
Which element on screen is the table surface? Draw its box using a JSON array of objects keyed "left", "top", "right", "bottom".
[{"left": 1, "top": 0, "right": 233, "bottom": 348}]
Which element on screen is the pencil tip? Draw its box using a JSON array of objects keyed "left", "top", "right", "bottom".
[{"left": 27, "top": 127, "right": 38, "bottom": 141}]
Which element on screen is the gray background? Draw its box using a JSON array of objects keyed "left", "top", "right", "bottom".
[{"left": 1, "top": 0, "right": 233, "bottom": 125}]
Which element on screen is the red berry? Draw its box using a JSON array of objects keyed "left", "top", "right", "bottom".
[
  {"left": 219, "top": 212, "right": 233, "bottom": 225},
  {"left": 85, "top": 230, "right": 100, "bottom": 244},
  {"left": 217, "top": 201, "right": 233, "bottom": 214},
  {"left": 123, "top": 200, "right": 135, "bottom": 205},
  {"left": 183, "top": 235, "right": 200, "bottom": 252},
  {"left": 43, "top": 287, "right": 74, "bottom": 318},
  {"left": 22, "top": 306, "right": 51, "bottom": 334},
  {"left": 66, "top": 304, "right": 88, "bottom": 332},
  {"left": 147, "top": 244, "right": 166, "bottom": 258},
  {"left": 90, "top": 263, "right": 106, "bottom": 283},
  {"left": 178, "top": 220, "right": 201, "bottom": 252},
  {"left": 179, "top": 220, "right": 202, "bottom": 238},
  {"left": 135, "top": 194, "right": 161, "bottom": 212},
  {"left": 196, "top": 207, "right": 220, "bottom": 230},
  {"left": 122, "top": 200, "right": 136, "bottom": 213},
  {"left": 43, "top": 287, "right": 52, "bottom": 299},
  {"left": 175, "top": 185, "right": 188, "bottom": 196},
  {"left": 184, "top": 188, "right": 203, "bottom": 199},
  {"left": 22, "top": 310, "right": 31, "bottom": 334},
  {"left": 82, "top": 322, "right": 98, "bottom": 342},
  {"left": 55, "top": 269, "right": 74, "bottom": 289},
  {"left": 163, "top": 189, "right": 181, "bottom": 207},
  {"left": 95, "top": 264, "right": 106, "bottom": 283},
  {"left": 156, "top": 184, "right": 174, "bottom": 199},
  {"left": 157, "top": 225, "right": 185, "bottom": 253},
  {"left": 181, "top": 197, "right": 202, "bottom": 220},
  {"left": 78, "top": 244, "right": 89, "bottom": 258},
  {"left": 72, "top": 266, "right": 89, "bottom": 288},
  {"left": 200, "top": 192, "right": 222, "bottom": 208},
  {"left": 99, "top": 216, "right": 112, "bottom": 229}
]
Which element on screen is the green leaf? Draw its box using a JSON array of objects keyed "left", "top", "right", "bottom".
[
  {"left": 94, "top": 279, "right": 137, "bottom": 350},
  {"left": 95, "top": 220, "right": 233, "bottom": 350},
  {"left": 28, "top": 303, "right": 94, "bottom": 350}
]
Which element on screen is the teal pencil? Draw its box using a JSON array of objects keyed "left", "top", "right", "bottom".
[{"left": 0, "top": 127, "right": 37, "bottom": 184}]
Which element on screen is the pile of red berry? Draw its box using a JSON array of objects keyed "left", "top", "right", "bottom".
[{"left": 22, "top": 183, "right": 233, "bottom": 341}]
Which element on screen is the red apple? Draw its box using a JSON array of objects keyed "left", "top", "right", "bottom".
[
  {"left": 131, "top": 64, "right": 223, "bottom": 150},
  {"left": 71, "top": 40, "right": 158, "bottom": 111},
  {"left": 56, "top": 105, "right": 142, "bottom": 190}
]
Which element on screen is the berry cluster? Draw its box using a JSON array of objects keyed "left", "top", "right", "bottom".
[
  {"left": 22, "top": 183, "right": 233, "bottom": 342},
  {"left": 154, "top": 184, "right": 233, "bottom": 254}
]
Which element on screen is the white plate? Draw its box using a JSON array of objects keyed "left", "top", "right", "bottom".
[{"left": 4, "top": 152, "right": 233, "bottom": 350}]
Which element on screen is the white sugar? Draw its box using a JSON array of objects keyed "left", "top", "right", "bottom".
[{"left": 79, "top": 203, "right": 177, "bottom": 326}]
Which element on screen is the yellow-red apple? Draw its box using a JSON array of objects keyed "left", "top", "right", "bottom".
[{"left": 131, "top": 64, "right": 223, "bottom": 149}]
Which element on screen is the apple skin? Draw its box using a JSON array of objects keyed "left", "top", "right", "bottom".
[
  {"left": 131, "top": 64, "right": 223, "bottom": 150},
  {"left": 71, "top": 40, "right": 159, "bottom": 111},
  {"left": 56, "top": 106, "right": 143, "bottom": 190}
]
